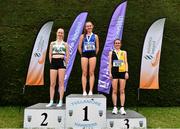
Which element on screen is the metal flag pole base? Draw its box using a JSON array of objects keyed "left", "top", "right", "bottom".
[
  {"left": 23, "top": 85, "right": 26, "bottom": 94},
  {"left": 19, "top": 85, "right": 26, "bottom": 113},
  {"left": 136, "top": 88, "right": 140, "bottom": 112}
]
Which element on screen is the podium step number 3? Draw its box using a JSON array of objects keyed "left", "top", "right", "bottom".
[{"left": 106, "top": 110, "right": 147, "bottom": 129}]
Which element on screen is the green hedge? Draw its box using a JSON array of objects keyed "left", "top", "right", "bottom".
[{"left": 0, "top": 0, "right": 180, "bottom": 107}]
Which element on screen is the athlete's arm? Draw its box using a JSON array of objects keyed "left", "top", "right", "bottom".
[
  {"left": 78, "top": 34, "right": 84, "bottom": 55},
  {"left": 49, "top": 42, "right": 53, "bottom": 63},
  {"left": 95, "top": 34, "right": 99, "bottom": 55},
  {"left": 124, "top": 51, "right": 129, "bottom": 79},
  {"left": 65, "top": 43, "right": 70, "bottom": 64},
  {"left": 109, "top": 51, "right": 112, "bottom": 79},
  {"left": 124, "top": 51, "right": 128, "bottom": 72}
]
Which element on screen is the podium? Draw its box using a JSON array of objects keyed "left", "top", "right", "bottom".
[
  {"left": 24, "top": 103, "right": 66, "bottom": 129},
  {"left": 24, "top": 94, "right": 147, "bottom": 129},
  {"left": 66, "top": 94, "right": 106, "bottom": 129},
  {"left": 106, "top": 110, "right": 147, "bottom": 129}
]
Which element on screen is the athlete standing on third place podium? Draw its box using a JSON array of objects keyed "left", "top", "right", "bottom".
[
  {"left": 78, "top": 21, "right": 99, "bottom": 96},
  {"left": 46, "top": 28, "right": 69, "bottom": 107},
  {"left": 109, "top": 39, "right": 129, "bottom": 115}
]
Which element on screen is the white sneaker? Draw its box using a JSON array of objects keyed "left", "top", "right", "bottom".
[
  {"left": 83, "top": 91, "right": 87, "bottom": 96},
  {"left": 120, "top": 107, "right": 126, "bottom": 115},
  {"left": 46, "top": 100, "right": 53, "bottom": 107},
  {"left": 56, "top": 100, "right": 63, "bottom": 107},
  {"left": 88, "top": 91, "right": 93, "bottom": 96},
  {"left": 112, "top": 107, "right": 118, "bottom": 114}
]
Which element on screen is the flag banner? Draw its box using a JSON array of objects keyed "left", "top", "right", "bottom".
[
  {"left": 64, "top": 12, "right": 88, "bottom": 90},
  {"left": 98, "top": 1, "right": 127, "bottom": 94},
  {"left": 25, "top": 21, "right": 53, "bottom": 86},
  {"left": 139, "top": 18, "right": 166, "bottom": 89}
]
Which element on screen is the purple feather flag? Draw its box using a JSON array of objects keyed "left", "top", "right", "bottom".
[
  {"left": 64, "top": 12, "right": 88, "bottom": 91},
  {"left": 98, "top": 1, "right": 127, "bottom": 94}
]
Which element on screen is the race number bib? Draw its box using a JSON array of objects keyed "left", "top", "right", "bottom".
[
  {"left": 113, "top": 60, "right": 123, "bottom": 67},
  {"left": 84, "top": 42, "right": 96, "bottom": 51}
]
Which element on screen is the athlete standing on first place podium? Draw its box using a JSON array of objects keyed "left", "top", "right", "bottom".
[
  {"left": 78, "top": 21, "right": 99, "bottom": 96},
  {"left": 109, "top": 39, "right": 129, "bottom": 115},
  {"left": 46, "top": 28, "right": 69, "bottom": 107}
]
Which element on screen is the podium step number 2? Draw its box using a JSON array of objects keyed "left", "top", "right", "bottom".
[{"left": 24, "top": 103, "right": 65, "bottom": 129}]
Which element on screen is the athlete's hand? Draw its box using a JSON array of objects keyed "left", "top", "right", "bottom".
[
  {"left": 79, "top": 51, "right": 82, "bottom": 55},
  {"left": 96, "top": 50, "right": 98, "bottom": 55},
  {"left": 109, "top": 73, "right": 113, "bottom": 80},
  {"left": 66, "top": 61, "right": 68, "bottom": 66},
  {"left": 125, "top": 72, "right": 129, "bottom": 80}
]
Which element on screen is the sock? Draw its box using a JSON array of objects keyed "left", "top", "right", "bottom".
[
  {"left": 59, "top": 99, "right": 62, "bottom": 103},
  {"left": 50, "top": 100, "right": 53, "bottom": 103}
]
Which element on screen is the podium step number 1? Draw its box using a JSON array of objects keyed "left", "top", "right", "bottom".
[{"left": 65, "top": 94, "right": 107, "bottom": 129}]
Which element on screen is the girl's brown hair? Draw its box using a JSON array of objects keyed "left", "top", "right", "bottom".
[
  {"left": 83, "top": 21, "right": 94, "bottom": 37},
  {"left": 114, "top": 38, "right": 121, "bottom": 44}
]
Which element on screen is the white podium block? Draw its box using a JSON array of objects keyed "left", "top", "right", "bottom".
[
  {"left": 24, "top": 103, "right": 65, "bottom": 129},
  {"left": 106, "top": 110, "right": 147, "bottom": 129},
  {"left": 65, "top": 94, "right": 107, "bottom": 129}
]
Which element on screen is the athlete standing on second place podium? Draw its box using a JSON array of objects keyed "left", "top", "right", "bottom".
[
  {"left": 78, "top": 21, "right": 99, "bottom": 96},
  {"left": 109, "top": 39, "right": 129, "bottom": 115},
  {"left": 46, "top": 28, "right": 69, "bottom": 107}
]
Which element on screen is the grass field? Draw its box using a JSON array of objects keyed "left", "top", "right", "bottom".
[{"left": 0, "top": 106, "right": 179, "bottom": 128}]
